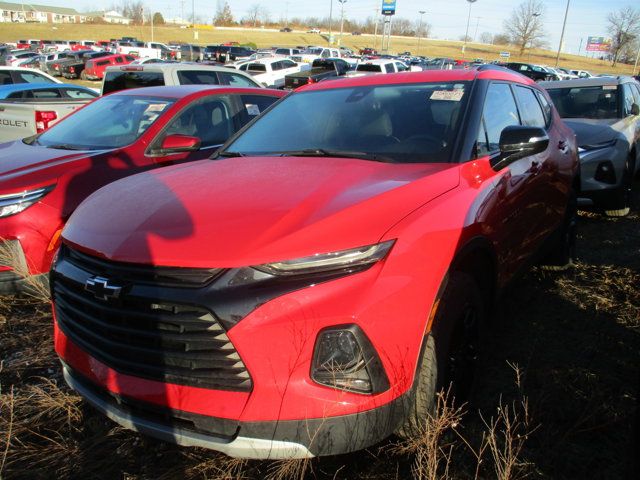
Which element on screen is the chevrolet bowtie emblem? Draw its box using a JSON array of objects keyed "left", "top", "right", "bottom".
[{"left": 84, "top": 276, "right": 122, "bottom": 301}]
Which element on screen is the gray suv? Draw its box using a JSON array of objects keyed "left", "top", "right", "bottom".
[{"left": 543, "top": 76, "right": 640, "bottom": 216}]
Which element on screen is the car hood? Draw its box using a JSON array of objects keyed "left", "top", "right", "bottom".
[
  {"left": 563, "top": 118, "right": 620, "bottom": 146},
  {"left": 0, "top": 140, "right": 103, "bottom": 188},
  {"left": 63, "top": 156, "right": 460, "bottom": 268}
]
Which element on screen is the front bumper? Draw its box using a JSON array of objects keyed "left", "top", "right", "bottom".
[
  {"left": 63, "top": 364, "right": 409, "bottom": 458},
  {"left": 577, "top": 142, "right": 628, "bottom": 206}
]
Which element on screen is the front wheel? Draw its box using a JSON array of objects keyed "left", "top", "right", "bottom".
[{"left": 396, "top": 272, "right": 485, "bottom": 438}]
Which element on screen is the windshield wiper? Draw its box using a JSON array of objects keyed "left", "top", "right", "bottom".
[
  {"left": 45, "top": 143, "right": 86, "bottom": 150},
  {"left": 274, "top": 149, "right": 395, "bottom": 163},
  {"left": 213, "top": 151, "right": 246, "bottom": 158}
]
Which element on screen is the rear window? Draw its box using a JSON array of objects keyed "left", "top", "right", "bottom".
[
  {"left": 356, "top": 64, "right": 382, "bottom": 72},
  {"left": 102, "top": 71, "right": 165, "bottom": 94},
  {"left": 176, "top": 70, "right": 220, "bottom": 85},
  {"left": 15, "top": 71, "right": 56, "bottom": 84},
  {"left": 64, "top": 88, "right": 98, "bottom": 99},
  {"left": 247, "top": 64, "right": 267, "bottom": 73},
  {"left": 546, "top": 85, "right": 619, "bottom": 119}
]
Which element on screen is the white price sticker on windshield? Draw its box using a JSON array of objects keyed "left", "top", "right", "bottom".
[
  {"left": 246, "top": 104, "right": 260, "bottom": 116},
  {"left": 430, "top": 90, "right": 464, "bottom": 101},
  {"left": 602, "top": 85, "right": 617, "bottom": 90}
]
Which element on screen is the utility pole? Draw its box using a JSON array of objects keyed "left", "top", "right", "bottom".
[
  {"left": 473, "top": 16, "right": 481, "bottom": 42},
  {"left": 555, "top": 0, "right": 570, "bottom": 67},
  {"left": 285, "top": 1, "right": 289, "bottom": 27},
  {"left": 373, "top": 7, "right": 379, "bottom": 51},
  {"left": 416, "top": 11, "right": 426, "bottom": 56},
  {"left": 338, "top": 0, "right": 346, "bottom": 46},
  {"left": 328, "top": 0, "right": 334, "bottom": 45},
  {"left": 180, "top": 0, "right": 185, "bottom": 24},
  {"left": 151, "top": 2, "right": 154, "bottom": 42},
  {"left": 462, "top": 0, "right": 478, "bottom": 58},
  {"left": 191, "top": 0, "right": 194, "bottom": 25}
]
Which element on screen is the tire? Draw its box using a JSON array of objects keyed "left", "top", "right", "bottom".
[
  {"left": 540, "top": 190, "right": 577, "bottom": 271},
  {"left": 80, "top": 70, "right": 87, "bottom": 80},
  {"left": 604, "top": 155, "right": 634, "bottom": 217},
  {"left": 396, "top": 273, "right": 485, "bottom": 438}
]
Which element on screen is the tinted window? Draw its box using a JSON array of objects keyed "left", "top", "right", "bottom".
[
  {"left": 125, "top": 55, "right": 136, "bottom": 62},
  {"left": 97, "top": 60, "right": 110, "bottom": 66},
  {"left": 514, "top": 86, "right": 546, "bottom": 128},
  {"left": 226, "top": 82, "right": 470, "bottom": 163},
  {"left": 321, "top": 50, "right": 330, "bottom": 58},
  {"left": 31, "top": 89, "right": 62, "bottom": 98},
  {"left": 546, "top": 86, "right": 619, "bottom": 119},
  {"left": 240, "top": 94, "right": 280, "bottom": 120},
  {"left": 275, "top": 49, "right": 289, "bottom": 55},
  {"left": 115, "top": 57, "right": 124, "bottom": 64},
  {"left": 15, "top": 71, "right": 55, "bottom": 84},
  {"left": 36, "top": 96, "right": 174, "bottom": 150},
  {"left": 103, "top": 71, "right": 165, "bottom": 94},
  {"left": 177, "top": 70, "right": 220, "bottom": 85},
  {"left": 356, "top": 64, "right": 382, "bottom": 72},
  {"left": 218, "top": 71, "right": 260, "bottom": 88},
  {"left": 0, "top": 72, "right": 12, "bottom": 85},
  {"left": 385, "top": 63, "right": 395, "bottom": 73},
  {"left": 477, "top": 83, "right": 520, "bottom": 156},
  {"left": 247, "top": 64, "right": 267, "bottom": 73},
  {"left": 281, "top": 60, "right": 296, "bottom": 68}
]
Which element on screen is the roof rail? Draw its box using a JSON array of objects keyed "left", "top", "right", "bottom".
[{"left": 476, "top": 64, "right": 509, "bottom": 72}]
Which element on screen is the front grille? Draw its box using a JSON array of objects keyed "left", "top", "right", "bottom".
[{"left": 53, "top": 247, "right": 252, "bottom": 392}]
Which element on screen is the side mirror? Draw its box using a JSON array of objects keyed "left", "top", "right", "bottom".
[
  {"left": 157, "top": 134, "right": 201, "bottom": 155},
  {"left": 630, "top": 103, "right": 639, "bottom": 116},
  {"left": 491, "top": 126, "right": 549, "bottom": 170}
]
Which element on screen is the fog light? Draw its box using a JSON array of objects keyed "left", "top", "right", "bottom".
[
  {"left": 311, "top": 325, "right": 390, "bottom": 395},
  {"left": 594, "top": 161, "right": 616, "bottom": 184}
]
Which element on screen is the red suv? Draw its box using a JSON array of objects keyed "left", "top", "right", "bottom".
[
  {"left": 53, "top": 68, "right": 578, "bottom": 458},
  {"left": 0, "top": 86, "right": 285, "bottom": 292},
  {"left": 84, "top": 54, "right": 136, "bottom": 80}
]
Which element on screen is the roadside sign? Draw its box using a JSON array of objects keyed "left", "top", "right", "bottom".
[
  {"left": 499, "top": 51, "right": 511, "bottom": 59},
  {"left": 381, "top": 0, "right": 396, "bottom": 16},
  {"left": 586, "top": 36, "right": 611, "bottom": 52}
]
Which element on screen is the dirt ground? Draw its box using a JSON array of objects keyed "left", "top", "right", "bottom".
[{"left": 1, "top": 184, "right": 639, "bottom": 480}]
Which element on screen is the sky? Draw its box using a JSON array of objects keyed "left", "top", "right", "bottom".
[{"left": 27, "top": 0, "right": 637, "bottom": 55}]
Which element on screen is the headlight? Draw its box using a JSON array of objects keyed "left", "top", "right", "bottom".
[
  {"left": 0, "top": 186, "right": 54, "bottom": 218},
  {"left": 578, "top": 139, "right": 617, "bottom": 154},
  {"left": 254, "top": 240, "right": 395, "bottom": 276}
]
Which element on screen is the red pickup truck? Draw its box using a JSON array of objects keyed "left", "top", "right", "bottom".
[
  {"left": 84, "top": 54, "right": 136, "bottom": 80},
  {"left": 0, "top": 85, "right": 285, "bottom": 292}
]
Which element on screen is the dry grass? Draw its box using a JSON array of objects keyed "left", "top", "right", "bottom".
[
  {"left": 0, "top": 23, "right": 635, "bottom": 75},
  {"left": 0, "top": 239, "right": 50, "bottom": 303}
]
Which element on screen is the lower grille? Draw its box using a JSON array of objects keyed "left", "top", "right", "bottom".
[{"left": 53, "top": 247, "right": 251, "bottom": 392}]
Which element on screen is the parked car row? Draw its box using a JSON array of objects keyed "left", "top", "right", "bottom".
[{"left": 0, "top": 59, "right": 638, "bottom": 462}]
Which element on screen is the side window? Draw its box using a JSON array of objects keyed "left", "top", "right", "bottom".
[
  {"left": 32, "top": 89, "right": 62, "bottom": 98},
  {"left": 622, "top": 84, "right": 635, "bottom": 116},
  {"left": 321, "top": 50, "right": 330, "bottom": 58},
  {"left": 65, "top": 88, "right": 98, "bottom": 99},
  {"left": 15, "top": 71, "right": 54, "bottom": 84},
  {"left": 514, "top": 86, "right": 546, "bottom": 128},
  {"left": 385, "top": 63, "right": 395, "bottom": 73},
  {"left": 125, "top": 55, "right": 136, "bottom": 62},
  {"left": 0, "top": 72, "right": 12, "bottom": 85},
  {"left": 177, "top": 71, "right": 220, "bottom": 85},
  {"left": 519, "top": 65, "right": 529, "bottom": 72},
  {"left": 115, "top": 57, "right": 124, "bottom": 64},
  {"left": 282, "top": 60, "right": 296, "bottom": 68},
  {"left": 535, "top": 90, "right": 553, "bottom": 127},
  {"left": 239, "top": 63, "right": 249, "bottom": 71},
  {"left": 7, "top": 91, "right": 26, "bottom": 99},
  {"left": 631, "top": 84, "right": 640, "bottom": 106},
  {"left": 218, "top": 72, "right": 260, "bottom": 88},
  {"left": 156, "top": 96, "right": 236, "bottom": 148},
  {"left": 477, "top": 83, "right": 521, "bottom": 156},
  {"left": 97, "top": 60, "right": 110, "bottom": 66}
]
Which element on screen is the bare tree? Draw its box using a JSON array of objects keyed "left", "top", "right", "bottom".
[
  {"left": 246, "top": 3, "right": 260, "bottom": 27},
  {"left": 503, "top": 0, "right": 546, "bottom": 55},
  {"left": 480, "top": 32, "right": 493, "bottom": 44},
  {"left": 607, "top": 6, "right": 640, "bottom": 66},
  {"left": 213, "top": 1, "right": 235, "bottom": 26}
]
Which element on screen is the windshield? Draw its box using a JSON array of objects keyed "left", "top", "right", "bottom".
[
  {"left": 34, "top": 95, "right": 174, "bottom": 150},
  {"left": 304, "top": 48, "right": 324, "bottom": 55},
  {"left": 546, "top": 85, "right": 619, "bottom": 119},
  {"left": 225, "top": 82, "right": 470, "bottom": 163}
]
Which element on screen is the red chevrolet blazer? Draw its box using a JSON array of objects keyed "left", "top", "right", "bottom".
[{"left": 53, "top": 68, "right": 578, "bottom": 458}]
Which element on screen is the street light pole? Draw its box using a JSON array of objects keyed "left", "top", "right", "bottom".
[
  {"left": 338, "top": 0, "right": 347, "bottom": 47},
  {"left": 462, "top": 0, "right": 477, "bottom": 58},
  {"left": 555, "top": 0, "right": 570, "bottom": 67},
  {"left": 416, "top": 10, "right": 426, "bottom": 56},
  {"left": 373, "top": 7, "right": 379, "bottom": 51},
  {"left": 328, "top": 0, "right": 334, "bottom": 45}
]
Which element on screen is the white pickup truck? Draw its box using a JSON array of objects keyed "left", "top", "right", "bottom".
[
  {"left": 291, "top": 47, "right": 343, "bottom": 64},
  {"left": 0, "top": 84, "right": 98, "bottom": 143},
  {"left": 243, "top": 58, "right": 310, "bottom": 88},
  {"left": 116, "top": 42, "right": 174, "bottom": 60}
]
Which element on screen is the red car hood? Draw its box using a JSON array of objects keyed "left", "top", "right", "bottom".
[
  {"left": 63, "top": 156, "right": 460, "bottom": 268},
  {"left": 0, "top": 140, "right": 102, "bottom": 188}
]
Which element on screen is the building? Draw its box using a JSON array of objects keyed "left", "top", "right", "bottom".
[
  {"left": 84, "top": 10, "right": 132, "bottom": 25},
  {"left": 0, "top": 2, "right": 85, "bottom": 23}
]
